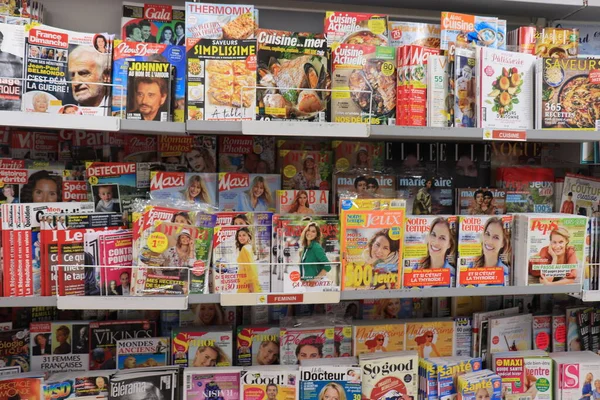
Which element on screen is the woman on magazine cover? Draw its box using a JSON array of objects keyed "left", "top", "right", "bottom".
[
  {"left": 2, "top": 184, "right": 18, "bottom": 203},
  {"left": 185, "top": 147, "right": 216, "bottom": 173},
  {"left": 413, "top": 179, "right": 433, "bottom": 215},
  {"left": 362, "top": 229, "right": 399, "bottom": 289},
  {"left": 415, "top": 330, "right": 441, "bottom": 358},
  {"left": 365, "top": 333, "right": 387, "bottom": 352},
  {"left": 319, "top": 383, "right": 347, "bottom": 400},
  {"left": 159, "top": 26, "right": 175, "bottom": 45},
  {"left": 160, "top": 229, "right": 196, "bottom": 269},
  {"left": 417, "top": 217, "right": 457, "bottom": 282},
  {"left": 292, "top": 155, "right": 322, "bottom": 190},
  {"left": 192, "top": 345, "right": 231, "bottom": 367},
  {"left": 299, "top": 222, "right": 331, "bottom": 280},
  {"left": 288, "top": 190, "right": 315, "bottom": 215},
  {"left": 236, "top": 227, "right": 262, "bottom": 293},
  {"left": 181, "top": 175, "right": 212, "bottom": 205},
  {"left": 236, "top": 176, "right": 272, "bottom": 212},
  {"left": 353, "top": 147, "right": 370, "bottom": 169},
  {"left": 374, "top": 298, "right": 400, "bottom": 319},
  {"left": 256, "top": 339, "right": 279, "bottom": 365},
  {"left": 532, "top": 226, "right": 579, "bottom": 285},
  {"left": 471, "top": 217, "right": 511, "bottom": 279},
  {"left": 20, "top": 170, "right": 61, "bottom": 203},
  {"left": 193, "top": 303, "right": 224, "bottom": 326},
  {"left": 171, "top": 211, "right": 193, "bottom": 226},
  {"left": 295, "top": 336, "right": 323, "bottom": 363}
]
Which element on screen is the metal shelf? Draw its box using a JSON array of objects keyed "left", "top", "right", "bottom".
[
  {"left": 0, "top": 111, "right": 120, "bottom": 132},
  {"left": 56, "top": 295, "right": 188, "bottom": 310},
  {"left": 120, "top": 120, "right": 186, "bottom": 136},
  {"left": 220, "top": 292, "right": 341, "bottom": 306},
  {"left": 186, "top": 121, "right": 243, "bottom": 134},
  {"left": 0, "top": 296, "right": 57, "bottom": 307},
  {"left": 573, "top": 290, "right": 600, "bottom": 302},
  {"left": 188, "top": 294, "right": 221, "bottom": 305}
]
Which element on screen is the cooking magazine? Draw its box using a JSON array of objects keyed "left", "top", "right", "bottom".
[
  {"left": 324, "top": 11, "right": 389, "bottom": 47},
  {"left": 185, "top": 3, "right": 256, "bottom": 40}
]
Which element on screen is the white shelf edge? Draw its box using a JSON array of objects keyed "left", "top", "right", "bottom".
[
  {"left": 0, "top": 296, "right": 57, "bottom": 307},
  {"left": 0, "top": 111, "right": 120, "bottom": 132},
  {"left": 220, "top": 292, "right": 341, "bottom": 306},
  {"left": 242, "top": 120, "right": 370, "bottom": 138},
  {"left": 120, "top": 120, "right": 186, "bottom": 135},
  {"left": 578, "top": 290, "right": 600, "bottom": 302},
  {"left": 56, "top": 296, "right": 188, "bottom": 310}
]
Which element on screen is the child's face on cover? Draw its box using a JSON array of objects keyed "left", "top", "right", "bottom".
[
  {"left": 174, "top": 215, "right": 189, "bottom": 225},
  {"left": 98, "top": 187, "right": 113, "bottom": 201}
]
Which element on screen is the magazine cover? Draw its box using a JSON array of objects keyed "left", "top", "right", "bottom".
[
  {"left": 184, "top": 368, "right": 241, "bottom": 400},
  {"left": 332, "top": 141, "right": 385, "bottom": 173},
  {"left": 125, "top": 60, "right": 171, "bottom": 121},
  {"left": 218, "top": 136, "right": 275, "bottom": 174},
  {"left": 279, "top": 150, "right": 333, "bottom": 191},
  {"left": 551, "top": 352, "right": 600, "bottom": 399},
  {"left": 440, "top": 12, "right": 498, "bottom": 51},
  {"left": 560, "top": 173, "right": 600, "bottom": 216},
  {"left": 331, "top": 43, "right": 395, "bottom": 125},
  {"left": 123, "top": 134, "right": 158, "bottom": 162},
  {"left": 340, "top": 198, "right": 405, "bottom": 290},
  {"left": 276, "top": 190, "right": 329, "bottom": 215},
  {"left": 158, "top": 135, "right": 194, "bottom": 170},
  {"left": 30, "top": 321, "right": 89, "bottom": 373},
  {"left": 0, "top": 328, "right": 29, "bottom": 373},
  {"left": 218, "top": 173, "right": 281, "bottom": 212},
  {"left": 359, "top": 351, "right": 418, "bottom": 400},
  {"left": 241, "top": 369, "right": 299, "bottom": 400},
  {"left": 324, "top": 11, "right": 389, "bottom": 47},
  {"left": 457, "top": 371, "right": 502, "bottom": 400},
  {"left": 112, "top": 40, "right": 186, "bottom": 121},
  {"left": 0, "top": 23, "right": 24, "bottom": 111},
  {"left": 456, "top": 188, "right": 507, "bottom": 215},
  {"left": 150, "top": 171, "right": 218, "bottom": 206},
  {"left": 24, "top": 24, "right": 114, "bottom": 116},
  {"left": 402, "top": 215, "right": 458, "bottom": 288},
  {"left": 533, "top": 315, "right": 552, "bottom": 352},
  {"left": 89, "top": 320, "right": 156, "bottom": 370},
  {"left": 352, "top": 322, "right": 405, "bottom": 356},
  {"left": 453, "top": 47, "right": 476, "bottom": 127},
  {"left": 279, "top": 326, "right": 335, "bottom": 366},
  {"left": 116, "top": 337, "right": 169, "bottom": 369},
  {"left": 256, "top": 29, "right": 330, "bottom": 122},
  {"left": 43, "top": 372, "right": 111, "bottom": 399},
  {"left": 236, "top": 326, "right": 280, "bottom": 366},
  {"left": 360, "top": 299, "right": 414, "bottom": 319},
  {"left": 383, "top": 141, "right": 437, "bottom": 175},
  {"left": 0, "top": 377, "right": 42, "bottom": 399},
  {"left": 109, "top": 369, "right": 176, "bottom": 400},
  {"left": 333, "top": 173, "right": 397, "bottom": 213},
  {"left": 10, "top": 130, "right": 59, "bottom": 161},
  {"left": 457, "top": 215, "right": 513, "bottom": 287},
  {"left": 487, "top": 314, "right": 533, "bottom": 363},
  {"left": 404, "top": 320, "right": 455, "bottom": 357},
  {"left": 496, "top": 166, "right": 554, "bottom": 213},
  {"left": 299, "top": 365, "right": 362, "bottom": 400},
  {"left": 388, "top": 21, "right": 439, "bottom": 48},
  {"left": 212, "top": 224, "right": 270, "bottom": 293},
  {"left": 185, "top": 3, "right": 256, "bottom": 40},
  {"left": 95, "top": 230, "right": 134, "bottom": 296},
  {"left": 215, "top": 211, "right": 272, "bottom": 227},
  {"left": 396, "top": 175, "right": 454, "bottom": 215},
  {"left": 179, "top": 135, "right": 217, "bottom": 173},
  {"left": 439, "top": 142, "right": 492, "bottom": 189},
  {"left": 121, "top": 2, "right": 186, "bottom": 44},
  {"left": 493, "top": 354, "right": 552, "bottom": 400},
  {"left": 171, "top": 328, "right": 233, "bottom": 367},
  {"left": 186, "top": 38, "right": 256, "bottom": 121}
]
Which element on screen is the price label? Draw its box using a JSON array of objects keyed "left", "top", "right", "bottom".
[
  {"left": 483, "top": 129, "right": 527, "bottom": 142},
  {"left": 147, "top": 232, "right": 168, "bottom": 253}
]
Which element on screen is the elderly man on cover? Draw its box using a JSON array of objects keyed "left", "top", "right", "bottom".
[{"left": 67, "top": 45, "right": 111, "bottom": 111}]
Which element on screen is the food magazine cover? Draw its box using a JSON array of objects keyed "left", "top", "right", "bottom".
[
  {"left": 332, "top": 140, "right": 385, "bottom": 172},
  {"left": 218, "top": 135, "right": 275, "bottom": 174},
  {"left": 24, "top": 24, "right": 114, "bottom": 116},
  {"left": 352, "top": 321, "right": 405, "bottom": 356},
  {"left": 211, "top": 224, "right": 271, "bottom": 293},
  {"left": 276, "top": 190, "right": 329, "bottom": 215},
  {"left": 150, "top": 171, "right": 218, "bottom": 206},
  {"left": 279, "top": 326, "right": 335, "bottom": 366},
  {"left": 560, "top": 173, "right": 600, "bottom": 216},
  {"left": 186, "top": 38, "right": 256, "bottom": 121},
  {"left": 89, "top": 319, "right": 156, "bottom": 370},
  {"left": 333, "top": 173, "right": 396, "bottom": 213},
  {"left": 241, "top": 369, "right": 299, "bottom": 400},
  {"left": 331, "top": 43, "right": 395, "bottom": 124},
  {"left": 456, "top": 188, "right": 507, "bottom": 215},
  {"left": 112, "top": 40, "right": 186, "bottom": 121},
  {"left": 218, "top": 173, "right": 281, "bottom": 212},
  {"left": 256, "top": 29, "right": 330, "bottom": 122},
  {"left": 183, "top": 368, "right": 241, "bottom": 400},
  {"left": 236, "top": 326, "right": 280, "bottom": 366},
  {"left": 116, "top": 337, "right": 169, "bottom": 369},
  {"left": 359, "top": 351, "right": 418, "bottom": 400},
  {"left": 404, "top": 319, "right": 455, "bottom": 357},
  {"left": 440, "top": 12, "right": 498, "bottom": 51},
  {"left": 121, "top": 2, "right": 185, "bottom": 45},
  {"left": 0, "top": 23, "right": 24, "bottom": 111},
  {"left": 30, "top": 321, "right": 89, "bottom": 373},
  {"left": 185, "top": 3, "right": 256, "bottom": 40},
  {"left": 299, "top": 365, "right": 362, "bottom": 400},
  {"left": 457, "top": 215, "right": 513, "bottom": 287},
  {"left": 340, "top": 198, "right": 405, "bottom": 290},
  {"left": 402, "top": 215, "right": 458, "bottom": 288},
  {"left": 171, "top": 328, "right": 233, "bottom": 367},
  {"left": 388, "top": 21, "right": 440, "bottom": 48},
  {"left": 0, "top": 328, "right": 30, "bottom": 373},
  {"left": 280, "top": 150, "right": 333, "bottom": 191},
  {"left": 396, "top": 175, "right": 454, "bottom": 215},
  {"left": 324, "top": 11, "right": 389, "bottom": 47}
]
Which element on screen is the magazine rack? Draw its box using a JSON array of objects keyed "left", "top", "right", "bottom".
[
  {"left": 240, "top": 85, "right": 374, "bottom": 138},
  {"left": 213, "top": 261, "right": 342, "bottom": 306},
  {"left": 53, "top": 264, "right": 190, "bottom": 310}
]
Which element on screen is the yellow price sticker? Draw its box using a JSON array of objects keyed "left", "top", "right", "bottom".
[
  {"left": 88, "top": 176, "right": 98, "bottom": 185},
  {"left": 335, "top": 158, "right": 350, "bottom": 171},
  {"left": 147, "top": 232, "right": 168, "bottom": 253},
  {"left": 367, "top": 19, "right": 386, "bottom": 35},
  {"left": 0, "top": 180, "right": 4, "bottom": 188},
  {"left": 381, "top": 61, "right": 395, "bottom": 76},
  {"left": 283, "top": 165, "right": 297, "bottom": 179}
]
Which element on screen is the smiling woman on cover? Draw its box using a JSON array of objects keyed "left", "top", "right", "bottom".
[
  {"left": 418, "top": 217, "right": 456, "bottom": 279},
  {"left": 362, "top": 229, "right": 399, "bottom": 288},
  {"left": 300, "top": 222, "right": 330, "bottom": 280},
  {"left": 471, "top": 217, "right": 511, "bottom": 279},
  {"left": 531, "top": 226, "right": 578, "bottom": 285},
  {"left": 235, "top": 227, "right": 261, "bottom": 293},
  {"left": 181, "top": 175, "right": 211, "bottom": 204},
  {"left": 292, "top": 155, "right": 322, "bottom": 190},
  {"left": 289, "top": 190, "right": 314, "bottom": 214},
  {"left": 160, "top": 229, "right": 196, "bottom": 269},
  {"left": 236, "top": 176, "right": 272, "bottom": 211}
]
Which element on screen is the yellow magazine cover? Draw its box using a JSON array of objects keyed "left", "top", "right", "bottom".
[
  {"left": 352, "top": 322, "right": 406, "bottom": 356},
  {"left": 405, "top": 319, "right": 455, "bottom": 357},
  {"left": 340, "top": 198, "right": 406, "bottom": 290}
]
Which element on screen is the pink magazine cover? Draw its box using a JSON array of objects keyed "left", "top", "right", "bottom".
[
  {"left": 150, "top": 171, "right": 218, "bottom": 206},
  {"left": 99, "top": 230, "right": 133, "bottom": 296},
  {"left": 218, "top": 173, "right": 281, "bottom": 212},
  {"left": 214, "top": 212, "right": 272, "bottom": 226},
  {"left": 276, "top": 190, "right": 329, "bottom": 215},
  {"left": 184, "top": 370, "right": 241, "bottom": 400}
]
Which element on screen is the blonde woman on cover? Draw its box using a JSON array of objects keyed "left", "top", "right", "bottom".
[
  {"left": 236, "top": 227, "right": 261, "bottom": 293},
  {"left": 192, "top": 345, "right": 231, "bottom": 367},
  {"left": 288, "top": 190, "right": 314, "bottom": 214},
  {"left": 193, "top": 303, "right": 224, "bottom": 326},
  {"left": 181, "top": 175, "right": 211, "bottom": 204},
  {"left": 375, "top": 299, "right": 400, "bottom": 319},
  {"left": 236, "top": 176, "right": 272, "bottom": 211},
  {"left": 534, "top": 226, "right": 579, "bottom": 285},
  {"left": 292, "top": 155, "right": 322, "bottom": 190},
  {"left": 319, "top": 382, "right": 347, "bottom": 400},
  {"left": 160, "top": 229, "right": 196, "bottom": 269}
]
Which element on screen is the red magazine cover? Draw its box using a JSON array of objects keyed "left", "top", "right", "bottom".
[
  {"left": 332, "top": 140, "right": 385, "bottom": 172},
  {"left": 123, "top": 134, "right": 158, "bottom": 162}
]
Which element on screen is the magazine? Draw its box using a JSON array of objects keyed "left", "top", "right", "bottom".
[
  {"left": 388, "top": 21, "right": 439, "bottom": 48},
  {"left": 241, "top": 369, "right": 299, "bottom": 400},
  {"left": 44, "top": 371, "right": 111, "bottom": 398},
  {"left": 109, "top": 369, "right": 176, "bottom": 400},
  {"left": 280, "top": 150, "right": 333, "bottom": 191},
  {"left": 121, "top": 2, "right": 185, "bottom": 44},
  {"left": 276, "top": 190, "right": 329, "bottom": 215},
  {"left": 0, "top": 376, "right": 43, "bottom": 399},
  {"left": 236, "top": 326, "right": 280, "bottom": 366},
  {"left": 333, "top": 173, "right": 396, "bottom": 213},
  {"left": 218, "top": 173, "right": 281, "bottom": 212},
  {"left": 93, "top": 230, "right": 133, "bottom": 296},
  {"left": 124, "top": 60, "right": 171, "bottom": 121},
  {"left": 332, "top": 141, "right": 384, "bottom": 173},
  {"left": 455, "top": 188, "right": 507, "bottom": 215},
  {"left": 352, "top": 321, "right": 405, "bottom": 356},
  {"left": 150, "top": 171, "right": 218, "bottom": 206},
  {"left": 396, "top": 175, "right": 454, "bottom": 215},
  {"left": 404, "top": 319, "right": 455, "bottom": 357},
  {"left": 496, "top": 166, "right": 554, "bottom": 213},
  {"left": 359, "top": 351, "right": 418, "bottom": 400},
  {"left": 186, "top": 38, "right": 256, "bottom": 121},
  {"left": 116, "top": 337, "right": 169, "bottom": 369},
  {"left": 532, "top": 315, "right": 552, "bottom": 352},
  {"left": 486, "top": 314, "right": 532, "bottom": 365},
  {"left": 256, "top": 29, "right": 329, "bottom": 122},
  {"left": 340, "top": 199, "right": 405, "bottom": 290},
  {"left": 89, "top": 319, "right": 156, "bottom": 370},
  {"left": 427, "top": 55, "right": 449, "bottom": 127},
  {"left": 299, "top": 365, "right": 361, "bottom": 400},
  {"left": 0, "top": 23, "right": 24, "bottom": 111},
  {"left": 217, "top": 135, "right": 275, "bottom": 174},
  {"left": 183, "top": 368, "right": 241, "bottom": 400},
  {"left": 456, "top": 370, "right": 502, "bottom": 400},
  {"left": 560, "top": 173, "right": 600, "bottom": 216},
  {"left": 402, "top": 215, "right": 458, "bottom": 288},
  {"left": 30, "top": 321, "right": 89, "bottom": 373},
  {"left": 24, "top": 24, "right": 114, "bottom": 116},
  {"left": 157, "top": 135, "right": 194, "bottom": 170},
  {"left": 279, "top": 326, "right": 335, "bottom": 366},
  {"left": 453, "top": 47, "right": 476, "bottom": 127},
  {"left": 122, "top": 134, "right": 158, "bottom": 163},
  {"left": 492, "top": 352, "right": 553, "bottom": 400},
  {"left": 324, "top": 11, "right": 389, "bottom": 47},
  {"left": 185, "top": 3, "right": 256, "bottom": 40},
  {"left": 171, "top": 327, "right": 233, "bottom": 368},
  {"left": 551, "top": 351, "right": 600, "bottom": 399},
  {"left": 0, "top": 328, "right": 30, "bottom": 373}
]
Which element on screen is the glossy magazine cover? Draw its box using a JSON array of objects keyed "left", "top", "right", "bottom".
[
  {"left": 30, "top": 321, "right": 89, "bottom": 373},
  {"left": 172, "top": 328, "right": 233, "bottom": 368},
  {"left": 150, "top": 171, "right": 218, "bottom": 206},
  {"left": 218, "top": 173, "right": 281, "bottom": 212}
]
